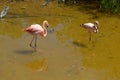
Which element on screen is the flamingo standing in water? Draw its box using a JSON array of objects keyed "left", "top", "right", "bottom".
[
  {"left": 23, "top": 20, "right": 49, "bottom": 50},
  {"left": 80, "top": 21, "right": 99, "bottom": 41}
]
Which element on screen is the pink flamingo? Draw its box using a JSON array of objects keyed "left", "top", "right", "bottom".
[
  {"left": 80, "top": 21, "right": 99, "bottom": 41},
  {"left": 23, "top": 20, "right": 49, "bottom": 50}
]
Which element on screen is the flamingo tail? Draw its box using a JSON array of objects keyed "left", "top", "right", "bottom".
[
  {"left": 80, "top": 24, "right": 83, "bottom": 26},
  {"left": 21, "top": 28, "right": 25, "bottom": 31}
]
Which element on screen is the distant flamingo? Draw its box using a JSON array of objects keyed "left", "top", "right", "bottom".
[
  {"left": 80, "top": 21, "right": 99, "bottom": 41},
  {"left": 57, "top": 0, "right": 65, "bottom": 4},
  {"left": 23, "top": 20, "right": 49, "bottom": 50},
  {"left": 0, "top": 6, "right": 9, "bottom": 18},
  {"left": 42, "top": 0, "right": 50, "bottom": 6}
]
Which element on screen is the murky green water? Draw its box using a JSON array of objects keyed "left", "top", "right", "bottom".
[{"left": 0, "top": 0, "right": 120, "bottom": 80}]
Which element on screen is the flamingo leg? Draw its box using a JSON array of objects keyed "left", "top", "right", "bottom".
[
  {"left": 29, "top": 35, "right": 35, "bottom": 49},
  {"left": 88, "top": 31, "right": 92, "bottom": 41},
  {"left": 89, "top": 33, "right": 91, "bottom": 41},
  {"left": 34, "top": 35, "right": 37, "bottom": 50}
]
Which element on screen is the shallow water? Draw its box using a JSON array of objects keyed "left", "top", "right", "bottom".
[{"left": 0, "top": 0, "right": 120, "bottom": 80}]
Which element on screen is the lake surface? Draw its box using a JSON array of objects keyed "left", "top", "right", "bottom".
[{"left": 0, "top": 0, "right": 120, "bottom": 80}]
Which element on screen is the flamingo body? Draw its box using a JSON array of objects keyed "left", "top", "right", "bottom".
[
  {"left": 23, "top": 20, "right": 49, "bottom": 50},
  {"left": 82, "top": 23, "right": 98, "bottom": 33},
  {"left": 80, "top": 21, "right": 99, "bottom": 41},
  {"left": 24, "top": 24, "right": 47, "bottom": 37}
]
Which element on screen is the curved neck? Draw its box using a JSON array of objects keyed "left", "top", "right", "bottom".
[
  {"left": 94, "top": 24, "right": 98, "bottom": 33},
  {"left": 42, "top": 20, "right": 48, "bottom": 37}
]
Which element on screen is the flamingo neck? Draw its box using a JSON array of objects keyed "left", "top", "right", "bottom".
[
  {"left": 93, "top": 24, "right": 98, "bottom": 33},
  {"left": 42, "top": 20, "right": 48, "bottom": 37}
]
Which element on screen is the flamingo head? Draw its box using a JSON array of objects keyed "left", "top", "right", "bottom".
[
  {"left": 43, "top": 20, "right": 49, "bottom": 28},
  {"left": 94, "top": 21, "right": 99, "bottom": 33},
  {"left": 94, "top": 21, "right": 99, "bottom": 26}
]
